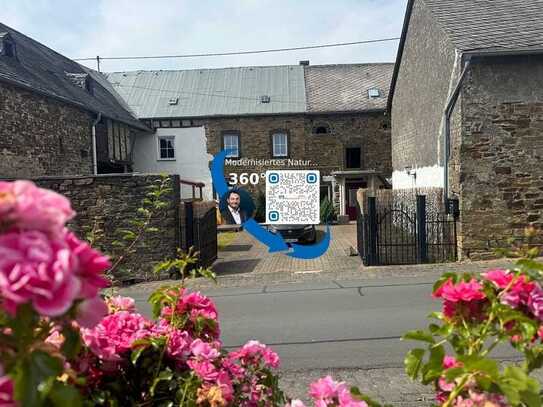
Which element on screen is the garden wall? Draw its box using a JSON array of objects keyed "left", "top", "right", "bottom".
[{"left": 31, "top": 174, "right": 180, "bottom": 283}]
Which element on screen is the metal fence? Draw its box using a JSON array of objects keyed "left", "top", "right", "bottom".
[{"left": 357, "top": 195, "right": 457, "bottom": 266}]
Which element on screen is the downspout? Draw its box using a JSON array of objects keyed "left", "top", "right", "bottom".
[
  {"left": 91, "top": 113, "right": 102, "bottom": 175},
  {"left": 443, "top": 56, "right": 471, "bottom": 211}
]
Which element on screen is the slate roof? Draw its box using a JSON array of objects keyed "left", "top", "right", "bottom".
[
  {"left": 105, "top": 66, "right": 307, "bottom": 119},
  {"left": 304, "top": 64, "right": 394, "bottom": 113},
  {"left": 388, "top": 0, "right": 543, "bottom": 111},
  {"left": 0, "top": 22, "right": 147, "bottom": 131},
  {"left": 422, "top": 0, "right": 543, "bottom": 52}
]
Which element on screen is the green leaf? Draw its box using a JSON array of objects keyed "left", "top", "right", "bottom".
[
  {"left": 469, "top": 358, "right": 499, "bottom": 379},
  {"left": 49, "top": 382, "right": 83, "bottom": 407},
  {"left": 444, "top": 367, "right": 465, "bottom": 381},
  {"left": 13, "top": 350, "right": 63, "bottom": 406},
  {"left": 421, "top": 345, "right": 445, "bottom": 384},
  {"left": 404, "top": 348, "right": 425, "bottom": 380},
  {"left": 402, "top": 330, "right": 435, "bottom": 344},
  {"left": 150, "top": 370, "right": 174, "bottom": 396},
  {"left": 131, "top": 346, "right": 147, "bottom": 366},
  {"left": 61, "top": 326, "right": 81, "bottom": 360}
]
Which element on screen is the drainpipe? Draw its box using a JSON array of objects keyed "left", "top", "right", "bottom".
[
  {"left": 91, "top": 113, "right": 102, "bottom": 175},
  {"left": 443, "top": 57, "right": 471, "bottom": 212}
]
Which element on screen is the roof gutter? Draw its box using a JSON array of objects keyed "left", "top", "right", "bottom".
[
  {"left": 443, "top": 56, "right": 471, "bottom": 212},
  {"left": 91, "top": 113, "right": 102, "bottom": 175}
]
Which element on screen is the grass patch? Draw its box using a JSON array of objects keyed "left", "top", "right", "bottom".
[{"left": 218, "top": 232, "right": 237, "bottom": 250}]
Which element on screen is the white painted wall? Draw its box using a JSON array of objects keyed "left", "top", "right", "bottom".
[
  {"left": 392, "top": 165, "right": 444, "bottom": 189},
  {"left": 133, "top": 127, "right": 213, "bottom": 199}
]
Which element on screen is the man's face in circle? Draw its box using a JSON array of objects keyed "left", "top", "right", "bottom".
[{"left": 227, "top": 192, "right": 241, "bottom": 210}]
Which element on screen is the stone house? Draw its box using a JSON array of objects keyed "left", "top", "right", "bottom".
[
  {"left": 0, "top": 22, "right": 150, "bottom": 178},
  {"left": 389, "top": 0, "right": 543, "bottom": 259},
  {"left": 106, "top": 63, "right": 393, "bottom": 220}
]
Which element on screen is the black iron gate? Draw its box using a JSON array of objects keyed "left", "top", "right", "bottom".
[{"left": 357, "top": 195, "right": 457, "bottom": 266}]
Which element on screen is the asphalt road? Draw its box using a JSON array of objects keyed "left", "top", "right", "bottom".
[{"left": 133, "top": 275, "right": 519, "bottom": 371}]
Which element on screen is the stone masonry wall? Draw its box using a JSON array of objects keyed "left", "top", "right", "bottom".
[
  {"left": 203, "top": 112, "right": 391, "bottom": 195},
  {"left": 391, "top": 0, "right": 457, "bottom": 172},
  {"left": 459, "top": 55, "right": 543, "bottom": 259},
  {"left": 32, "top": 174, "right": 181, "bottom": 283},
  {"left": 0, "top": 81, "right": 94, "bottom": 177}
]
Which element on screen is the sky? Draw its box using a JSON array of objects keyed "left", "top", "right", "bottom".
[{"left": 0, "top": 0, "right": 408, "bottom": 72}]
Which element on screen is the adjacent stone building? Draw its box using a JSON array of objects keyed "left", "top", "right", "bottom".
[
  {"left": 389, "top": 0, "right": 543, "bottom": 259},
  {"left": 106, "top": 63, "right": 393, "bottom": 220},
  {"left": 0, "top": 22, "right": 150, "bottom": 178}
]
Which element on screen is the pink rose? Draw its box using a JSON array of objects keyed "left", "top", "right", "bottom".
[
  {"left": 77, "top": 296, "right": 108, "bottom": 328},
  {"left": 482, "top": 269, "right": 513, "bottom": 289},
  {"left": 0, "top": 181, "right": 74, "bottom": 236},
  {"left": 187, "top": 359, "right": 219, "bottom": 381},
  {"left": 309, "top": 376, "right": 340, "bottom": 400},
  {"left": 166, "top": 329, "right": 192, "bottom": 361},
  {"left": 64, "top": 232, "right": 110, "bottom": 299},
  {"left": 82, "top": 311, "right": 152, "bottom": 361},
  {"left": 106, "top": 295, "right": 136, "bottom": 313},
  {"left": 0, "top": 375, "right": 15, "bottom": 407},
  {"left": 0, "top": 230, "right": 80, "bottom": 316},
  {"left": 190, "top": 339, "right": 220, "bottom": 360},
  {"left": 439, "top": 279, "right": 486, "bottom": 303}
]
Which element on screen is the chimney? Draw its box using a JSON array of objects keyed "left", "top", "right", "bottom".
[{"left": 299, "top": 60, "right": 310, "bottom": 66}]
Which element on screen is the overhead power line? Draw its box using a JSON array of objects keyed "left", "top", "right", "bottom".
[
  {"left": 112, "top": 83, "right": 307, "bottom": 105},
  {"left": 73, "top": 37, "right": 401, "bottom": 62}
]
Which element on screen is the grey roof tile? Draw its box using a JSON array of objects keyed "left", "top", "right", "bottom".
[
  {"left": 0, "top": 22, "right": 147, "bottom": 130},
  {"left": 304, "top": 64, "right": 394, "bottom": 113},
  {"left": 421, "top": 0, "right": 543, "bottom": 51}
]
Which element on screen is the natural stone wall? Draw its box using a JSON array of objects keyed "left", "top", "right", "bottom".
[
  {"left": 391, "top": 0, "right": 457, "bottom": 171},
  {"left": 31, "top": 174, "right": 181, "bottom": 283},
  {"left": 203, "top": 112, "right": 391, "bottom": 195},
  {"left": 0, "top": 81, "right": 94, "bottom": 177},
  {"left": 459, "top": 55, "right": 543, "bottom": 259}
]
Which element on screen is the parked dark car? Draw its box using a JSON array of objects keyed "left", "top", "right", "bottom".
[{"left": 267, "top": 224, "right": 317, "bottom": 244}]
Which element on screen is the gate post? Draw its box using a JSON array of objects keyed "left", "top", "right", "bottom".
[
  {"left": 416, "top": 195, "right": 428, "bottom": 263},
  {"left": 185, "top": 200, "right": 194, "bottom": 249},
  {"left": 367, "top": 196, "right": 378, "bottom": 266}
]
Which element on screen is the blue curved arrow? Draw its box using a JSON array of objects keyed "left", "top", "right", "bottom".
[
  {"left": 210, "top": 151, "right": 288, "bottom": 253},
  {"left": 243, "top": 219, "right": 289, "bottom": 253},
  {"left": 287, "top": 225, "right": 331, "bottom": 259},
  {"left": 211, "top": 150, "right": 229, "bottom": 197}
]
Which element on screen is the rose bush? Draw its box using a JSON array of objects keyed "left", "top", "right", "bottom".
[{"left": 1, "top": 180, "right": 542, "bottom": 407}]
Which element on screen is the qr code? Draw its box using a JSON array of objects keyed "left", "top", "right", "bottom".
[{"left": 265, "top": 170, "right": 320, "bottom": 224}]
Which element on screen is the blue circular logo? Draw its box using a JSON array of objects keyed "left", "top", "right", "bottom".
[
  {"left": 269, "top": 211, "right": 279, "bottom": 222},
  {"left": 268, "top": 173, "right": 279, "bottom": 184}
]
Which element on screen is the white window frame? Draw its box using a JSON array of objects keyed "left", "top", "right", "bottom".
[
  {"left": 272, "top": 132, "right": 288, "bottom": 157},
  {"left": 223, "top": 133, "right": 240, "bottom": 158},
  {"left": 157, "top": 135, "right": 176, "bottom": 161}
]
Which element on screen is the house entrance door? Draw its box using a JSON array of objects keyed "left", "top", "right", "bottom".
[{"left": 346, "top": 180, "right": 367, "bottom": 220}]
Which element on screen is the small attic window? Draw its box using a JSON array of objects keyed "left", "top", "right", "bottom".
[
  {"left": 0, "top": 33, "right": 17, "bottom": 58},
  {"left": 168, "top": 97, "right": 179, "bottom": 105},
  {"left": 368, "top": 88, "right": 381, "bottom": 98},
  {"left": 260, "top": 95, "right": 271, "bottom": 104}
]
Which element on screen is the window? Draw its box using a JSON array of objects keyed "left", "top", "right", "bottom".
[
  {"left": 312, "top": 123, "right": 330, "bottom": 135},
  {"left": 223, "top": 133, "right": 240, "bottom": 158},
  {"left": 345, "top": 147, "right": 361, "bottom": 169},
  {"left": 158, "top": 136, "right": 175, "bottom": 160},
  {"left": 272, "top": 132, "right": 288, "bottom": 157}
]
